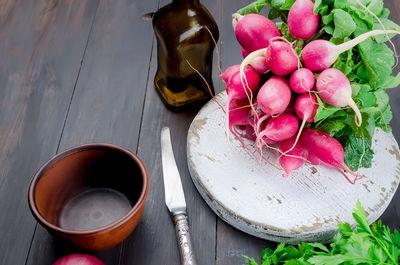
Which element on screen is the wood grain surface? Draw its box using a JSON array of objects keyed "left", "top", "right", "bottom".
[
  {"left": 25, "top": 0, "right": 158, "bottom": 264},
  {"left": 120, "top": 1, "right": 221, "bottom": 264},
  {"left": 0, "top": 0, "right": 98, "bottom": 264},
  {"left": 0, "top": 0, "right": 399, "bottom": 264}
]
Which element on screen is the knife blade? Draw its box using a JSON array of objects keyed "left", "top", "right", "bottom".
[{"left": 161, "top": 127, "right": 196, "bottom": 265}]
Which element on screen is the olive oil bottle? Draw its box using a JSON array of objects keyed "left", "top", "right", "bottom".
[{"left": 152, "top": 0, "right": 219, "bottom": 109}]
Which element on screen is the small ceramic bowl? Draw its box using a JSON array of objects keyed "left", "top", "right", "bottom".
[{"left": 28, "top": 143, "right": 149, "bottom": 251}]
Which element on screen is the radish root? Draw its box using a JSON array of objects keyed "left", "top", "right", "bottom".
[
  {"left": 336, "top": 30, "right": 400, "bottom": 54},
  {"left": 205, "top": 26, "right": 222, "bottom": 75},
  {"left": 186, "top": 60, "right": 225, "bottom": 113},
  {"left": 232, "top": 13, "right": 243, "bottom": 30}
]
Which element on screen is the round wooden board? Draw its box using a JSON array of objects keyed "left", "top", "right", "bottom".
[{"left": 187, "top": 92, "right": 400, "bottom": 244}]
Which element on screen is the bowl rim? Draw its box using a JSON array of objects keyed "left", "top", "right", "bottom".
[{"left": 28, "top": 143, "right": 149, "bottom": 236}]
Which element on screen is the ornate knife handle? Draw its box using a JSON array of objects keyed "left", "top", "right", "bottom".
[{"left": 173, "top": 214, "right": 196, "bottom": 265}]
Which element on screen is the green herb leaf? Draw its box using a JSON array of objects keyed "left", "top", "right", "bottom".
[
  {"left": 314, "top": 95, "right": 341, "bottom": 122},
  {"left": 367, "top": 0, "right": 384, "bottom": 16},
  {"left": 242, "top": 255, "right": 259, "bottom": 265},
  {"left": 373, "top": 89, "right": 392, "bottom": 132},
  {"left": 275, "top": 22, "right": 296, "bottom": 42},
  {"left": 347, "top": 112, "right": 375, "bottom": 139},
  {"left": 243, "top": 201, "right": 400, "bottom": 264},
  {"left": 393, "top": 230, "right": 400, "bottom": 248},
  {"left": 338, "top": 222, "right": 354, "bottom": 236},
  {"left": 333, "top": 47, "right": 354, "bottom": 75},
  {"left": 354, "top": 201, "right": 372, "bottom": 234},
  {"left": 334, "top": 0, "right": 349, "bottom": 9},
  {"left": 268, "top": 7, "right": 282, "bottom": 19},
  {"left": 375, "top": 102, "right": 392, "bottom": 133},
  {"left": 332, "top": 9, "right": 357, "bottom": 39},
  {"left": 280, "top": 0, "right": 296, "bottom": 10},
  {"left": 353, "top": 83, "right": 377, "bottom": 110},
  {"left": 372, "top": 18, "right": 400, "bottom": 43},
  {"left": 385, "top": 72, "right": 400, "bottom": 89},
  {"left": 322, "top": 13, "right": 333, "bottom": 24},
  {"left": 271, "top": 0, "right": 285, "bottom": 7},
  {"left": 316, "top": 118, "right": 348, "bottom": 138},
  {"left": 236, "top": 0, "right": 294, "bottom": 16},
  {"left": 237, "top": 0, "right": 271, "bottom": 15},
  {"left": 353, "top": 16, "right": 395, "bottom": 89},
  {"left": 344, "top": 132, "right": 374, "bottom": 171},
  {"left": 379, "top": 7, "right": 390, "bottom": 18},
  {"left": 314, "top": 0, "right": 334, "bottom": 15}
]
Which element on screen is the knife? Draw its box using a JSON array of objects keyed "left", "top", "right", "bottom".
[{"left": 161, "top": 127, "right": 196, "bottom": 265}]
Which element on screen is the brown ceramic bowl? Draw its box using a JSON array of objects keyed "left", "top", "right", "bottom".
[{"left": 28, "top": 144, "right": 149, "bottom": 252}]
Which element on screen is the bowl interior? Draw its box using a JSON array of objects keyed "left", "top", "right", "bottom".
[{"left": 32, "top": 146, "right": 145, "bottom": 231}]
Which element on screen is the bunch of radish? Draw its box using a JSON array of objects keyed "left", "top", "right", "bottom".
[{"left": 221, "top": 0, "right": 400, "bottom": 184}]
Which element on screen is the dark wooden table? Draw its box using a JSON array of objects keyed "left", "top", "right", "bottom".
[{"left": 1, "top": 0, "right": 400, "bottom": 264}]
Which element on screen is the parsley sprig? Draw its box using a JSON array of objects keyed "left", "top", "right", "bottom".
[{"left": 242, "top": 201, "right": 400, "bottom": 265}]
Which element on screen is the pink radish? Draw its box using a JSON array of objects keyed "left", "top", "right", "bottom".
[
  {"left": 240, "top": 38, "right": 298, "bottom": 82},
  {"left": 302, "top": 30, "right": 400, "bottom": 71},
  {"left": 227, "top": 68, "right": 260, "bottom": 100},
  {"left": 225, "top": 67, "right": 261, "bottom": 137},
  {"left": 307, "top": 150, "right": 335, "bottom": 169},
  {"left": 243, "top": 125, "right": 257, "bottom": 141},
  {"left": 248, "top": 112, "right": 278, "bottom": 145},
  {"left": 295, "top": 93, "right": 318, "bottom": 123},
  {"left": 248, "top": 100, "right": 262, "bottom": 125},
  {"left": 250, "top": 56, "right": 269, "bottom": 74},
  {"left": 316, "top": 68, "right": 362, "bottom": 126},
  {"left": 279, "top": 136, "right": 308, "bottom": 177},
  {"left": 304, "top": 141, "right": 362, "bottom": 182},
  {"left": 265, "top": 40, "right": 299, "bottom": 76},
  {"left": 300, "top": 128, "right": 359, "bottom": 184},
  {"left": 306, "top": 150, "right": 363, "bottom": 182},
  {"left": 233, "top": 13, "right": 280, "bottom": 53},
  {"left": 220, "top": 64, "right": 241, "bottom": 84},
  {"left": 288, "top": 0, "right": 319, "bottom": 39},
  {"left": 306, "top": 150, "right": 361, "bottom": 182},
  {"left": 241, "top": 47, "right": 249, "bottom": 58},
  {"left": 263, "top": 137, "right": 277, "bottom": 145},
  {"left": 284, "top": 94, "right": 297, "bottom": 114},
  {"left": 254, "top": 76, "right": 292, "bottom": 135},
  {"left": 248, "top": 102, "right": 268, "bottom": 135},
  {"left": 228, "top": 98, "right": 251, "bottom": 127},
  {"left": 53, "top": 254, "right": 104, "bottom": 265},
  {"left": 241, "top": 47, "right": 269, "bottom": 74},
  {"left": 240, "top": 39, "right": 298, "bottom": 77},
  {"left": 256, "top": 76, "right": 292, "bottom": 116},
  {"left": 224, "top": 69, "right": 261, "bottom": 163},
  {"left": 289, "top": 68, "right": 315, "bottom": 94},
  {"left": 281, "top": 93, "right": 318, "bottom": 158},
  {"left": 257, "top": 113, "right": 299, "bottom": 142}
]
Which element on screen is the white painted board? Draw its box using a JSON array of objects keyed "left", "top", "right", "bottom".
[{"left": 187, "top": 92, "right": 400, "bottom": 243}]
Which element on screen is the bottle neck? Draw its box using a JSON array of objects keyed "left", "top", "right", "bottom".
[{"left": 172, "top": 0, "right": 200, "bottom": 4}]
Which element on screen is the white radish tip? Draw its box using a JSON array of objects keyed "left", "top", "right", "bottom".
[
  {"left": 239, "top": 48, "right": 266, "bottom": 93},
  {"left": 348, "top": 98, "right": 362, "bottom": 127},
  {"left": 232, "top": 13, "right": 243, "bottom": 30}
]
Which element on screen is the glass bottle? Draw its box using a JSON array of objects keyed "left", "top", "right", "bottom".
[{"left": 152, "top": 0, "right": 219, "bottom": 109}]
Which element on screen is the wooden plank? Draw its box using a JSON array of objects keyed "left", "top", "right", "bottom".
[
  {"left": 215, "top": 1, "right": 272, "bottom": 264},
  {"left": 0, "top": 0, "right": 98, "bottom": 264},
  {"left": 379, "top": 0, "right": 400, "bottom": 231},
  {"left": 120, "top": 0, "right": 222, "bottom": 264},
  {"left": 386, "top": 1, "right": 400, "bottom": 140},
  {"left": 25, "top": 0, "right": 159, "bottom": 264}
]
